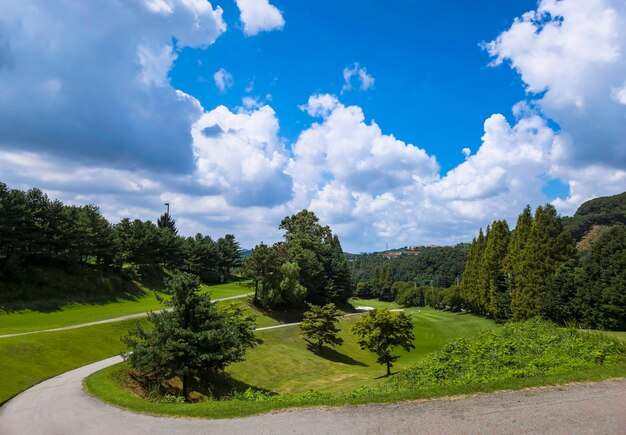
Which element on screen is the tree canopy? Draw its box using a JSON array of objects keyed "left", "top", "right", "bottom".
[
  {"left": 122, "top": 272, "right": 258, "bottom": 400},
  {"left": 300, "top": 303, "right": 344, "bottom": 354},
  {"left": 352, "top": 308, "right": 415, "bottom": 376}
]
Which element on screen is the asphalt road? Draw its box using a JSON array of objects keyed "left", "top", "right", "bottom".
[{"left": 0, "top": 353, "right": 624, "bottom": 435}]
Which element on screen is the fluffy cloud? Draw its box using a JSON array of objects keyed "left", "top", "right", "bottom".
[
  {"left": 291, "top": 95, "right": 439, "bottom": 198},
  {"left": 0, "top": 0, "right": 226, "bottom": 174},
  {"left": 235, "top": 0, "right": 285, "bottom": 36},
  {"left": 213, "top": 68, "right": 234, "bottom": 92},
  {"left": 192, "top": 105, "right": 292, "bottom": 207},
  {"left": 486, "top": 0, "right": 626, "bottom": 169},
  {"left": 342, "top": 63, "right": 375, "bottom": 93}
]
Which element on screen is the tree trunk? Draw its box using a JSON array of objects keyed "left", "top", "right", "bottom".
[
  {"left": 318, "top": 340, "right": 323, "bottom": 354},
  {"left": 386, "top": 361, "right": 391, "bottom": 376},
  {"left": 254, "top": 280, "right": 259, "bottom": 302},
  {"left": 182, "top": 373, "right": 189, "bottom": 402}
]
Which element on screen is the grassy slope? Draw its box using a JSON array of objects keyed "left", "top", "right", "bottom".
[
  {"left": 228, "top": 307, "right": 494, "bottom": 393},
  {"left": 0, "top": 318, "right": 143, "bottom": 403},
  {"left": 0, "top": 298, "right": 270, "bottom": 403},
  {"left": 0, "top": 282, "right": 251, "bottom": 335},
  {"left": 85, "top": 316, "right": 626, "bottom": 420}
]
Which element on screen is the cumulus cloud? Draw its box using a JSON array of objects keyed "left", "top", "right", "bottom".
[
  {"left": 213, "top": 68, "right": 234, "bottom": 92},
  {"left": 235, "top": 0, "right": 285, "bottom": 36},
  {"left": 485, "top": 0, "right": 626, "bottom": 169},
  {"left": 342, "top": 63, "right": 375, "bottom": 93},
  {"left": 192, "top": 105, "right": 293, "bottom": 207},
  {"left": 0, "top": 0, "right": 226, "bottom": 174}
]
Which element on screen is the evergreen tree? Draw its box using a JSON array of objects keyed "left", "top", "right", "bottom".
[
  {"left": 459, "top": 228, "right": 486, "bottom": 311},
  {"left": 481, "top": 220, "right": 510, "bottom": 319},
  {"left": 579, "top": 225, "right": 626, "bottom": 330},
  {"left": 122, "top": 273, "right": 258, "bottom": 400},
  {"left": 512, "top": 204, "right": 576, "bottom": 320},
  {"left": 157, "top": 212, "right": 178, "bottom": 235},
  {"left": 506, "top": 205, "right": 533, "bottom": 314},
  {"left": 300, "top": 303, "right": 344, "bottom": 353}
]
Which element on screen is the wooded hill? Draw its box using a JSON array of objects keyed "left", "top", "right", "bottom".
[{"left": 562, "top": 191, "right": 626, "bottom": 242}]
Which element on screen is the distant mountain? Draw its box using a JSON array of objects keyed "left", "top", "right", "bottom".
[{"left": 563, "top": 191, "right": 626, "bottom": 242}]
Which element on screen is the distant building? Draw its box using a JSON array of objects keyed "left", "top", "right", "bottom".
[{"left": 382, "top": 252, "right": 402, "bottom": 259}]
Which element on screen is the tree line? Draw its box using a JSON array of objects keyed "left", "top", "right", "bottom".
[
  {"left": 0, "top": 183, "right": 242, "bottom": 299},
  {"left": 460, "top": 204, "right": 626, "bottom": 330},
  {"left": 347, "top": 244, "right": 468, "bottom": 289}
]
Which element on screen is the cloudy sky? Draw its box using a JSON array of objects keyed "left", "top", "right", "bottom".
[{"left": 0, "top": 0, "right": 625, "bottom": 252}]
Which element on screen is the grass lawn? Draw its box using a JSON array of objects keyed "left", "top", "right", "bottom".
[
  {"left": 348, "top": 298, "right": 401, "bottom": 310},
  {"left": 84, "top": 315, "right": 626, "bottom": 420},
  {"left": 0, "top": 282, "right": 252, "bottom": 336},
  {"left": 0, "top": 318, "right": 145, "bottom": 403},
  {"left": 227, "top": 307, "right": 495, "bottom": 393},
  {"left": 0, "top": 298, "right": 272, "bottom": 403}
]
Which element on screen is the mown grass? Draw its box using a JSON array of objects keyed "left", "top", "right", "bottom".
[
  {"left": 84, "top": 319, "right": 626, "bottom": 420},
  {"left": 0, "top": 318, "right": 146, "bottom": 403},
  {"left": 348, "top": 298, "right": 401, "bottom": 310},
  {"left": 0, "top": 298, "right": 270, "bottom": 403},
  {"left": 0, "top": 282, "right": 251, "bottom": 335},
  {"left": 228, "top": 307, "right": 495, "bottom": 393}
]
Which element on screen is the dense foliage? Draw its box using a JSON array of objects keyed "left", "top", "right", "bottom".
[
  {"left": 299, "top": 303, "right": 344, "bottom": 353},
  {"left": 352, "top": 308, "right": 415, "bottom": 375},
  {"left": 562, "top": 191, "right": 626, "bottom": 241},
  {"left": 460, "top": 200, "right": 626, "bottom": 330},
  {"left": 386, "top": 319, "right": 624, "bottom": 391},
  {"left": 0, "top": 183, "right": 242, "bottom": 300},
  {"left": 122, "top": 273, "right": 258, "bottom": 400},
  {"left": 243, "top": 210, "right": 351, "bottom": 308},
  {"left": 347, "top": 244, "right": 468, "bottom": 289}
]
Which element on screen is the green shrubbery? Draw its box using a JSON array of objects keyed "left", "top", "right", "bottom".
[{"left": 386, "top": 319, "right": 624, "bottom": 391}]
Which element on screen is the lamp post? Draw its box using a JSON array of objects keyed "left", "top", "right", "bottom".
[{"left": 164, "top": 202, "right": 170, "bottom": 216}]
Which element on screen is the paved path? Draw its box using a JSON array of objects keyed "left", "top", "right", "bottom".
[
  {"left": 0, "top": 293, "right": 253, "bottom": 339},
  {"left": 0, "top": 352, "right": 624, "bottom": 435}
]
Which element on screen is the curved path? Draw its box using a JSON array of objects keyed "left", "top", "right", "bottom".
[
  {"left": 1, "top": 353, "right": 624, "bottom": 435},
  {"left": 0, "top": 293, "right": 253, "bottom": 339}
]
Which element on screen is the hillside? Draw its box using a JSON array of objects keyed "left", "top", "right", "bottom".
[{"left": 563, "top": 191, "right": 626, "bottom": 242}]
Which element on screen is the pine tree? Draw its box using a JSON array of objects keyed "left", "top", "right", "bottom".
[
  {"left": 122, "top": 273, "right": 258, "bottom": 400},
  {"left": 512, "top": 204, "right": 576, "bottom": 320},
  {"left": 157, "top": 212, "right": 178, "bottom": 235},
  {"left": 481, "top": 220, "right": 510, "bottom": 319},
  {"left": 506, "top": 206, "right": 533, "bottom": 315},
  {"left": 459, "top": 228, "right": 486, "bottom": 312}
]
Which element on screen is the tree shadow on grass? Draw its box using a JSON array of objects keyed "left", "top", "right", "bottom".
[{"left": 312, "top": 345, "right": 368, "bottom": 367}]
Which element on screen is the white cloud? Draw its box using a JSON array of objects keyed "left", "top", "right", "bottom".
[
  {"left": 486, "top": 0, "right": 626, "bottom": 169},
  {"left": 235, "top": 0, "right": 285, "bottom": 36},
  {"left": 213, "top": 67, "right": 234, "bottom": 92},
  {"left": 0, "top": 0, "right": 226, "bottom": 173},
  {"left": 192, "top": 105, "right": 292, "bottom": 207},
  {"left": 342, "top": 63, "right": 375, "bottom": 93}
]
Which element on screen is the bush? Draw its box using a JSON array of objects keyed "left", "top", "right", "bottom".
[{"left": 386, "top": 319, "right": 625, "bottom": 391}]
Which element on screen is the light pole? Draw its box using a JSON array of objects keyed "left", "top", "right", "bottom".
[{"left": 164, "top": 202, "right": 170, "bottom": 216}]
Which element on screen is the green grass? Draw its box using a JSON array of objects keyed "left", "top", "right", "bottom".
[
  {"left": 84, "top": 317, "right": 626, "bottom": 420},
  {"left": 0, "top": 318, "right": 146, "bottom": 403},
  {"left": 0, "top": 298, "right": 272, "bottom": 403},
  {"left": 0, "top": 282, "right": 251, "bottom": 335},
  {"left": 228, "top": 307, "right": 495, "bottom": 393},
  {"left": 349, "top": 298, "right": 401, "bottom": 310}
]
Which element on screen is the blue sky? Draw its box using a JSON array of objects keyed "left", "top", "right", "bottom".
[
  {"left": 0, "top": 0, "right": 625, "bottom": 251},
  {"left": 171, "top": 0, "right": 535, "bottom": 174}
]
